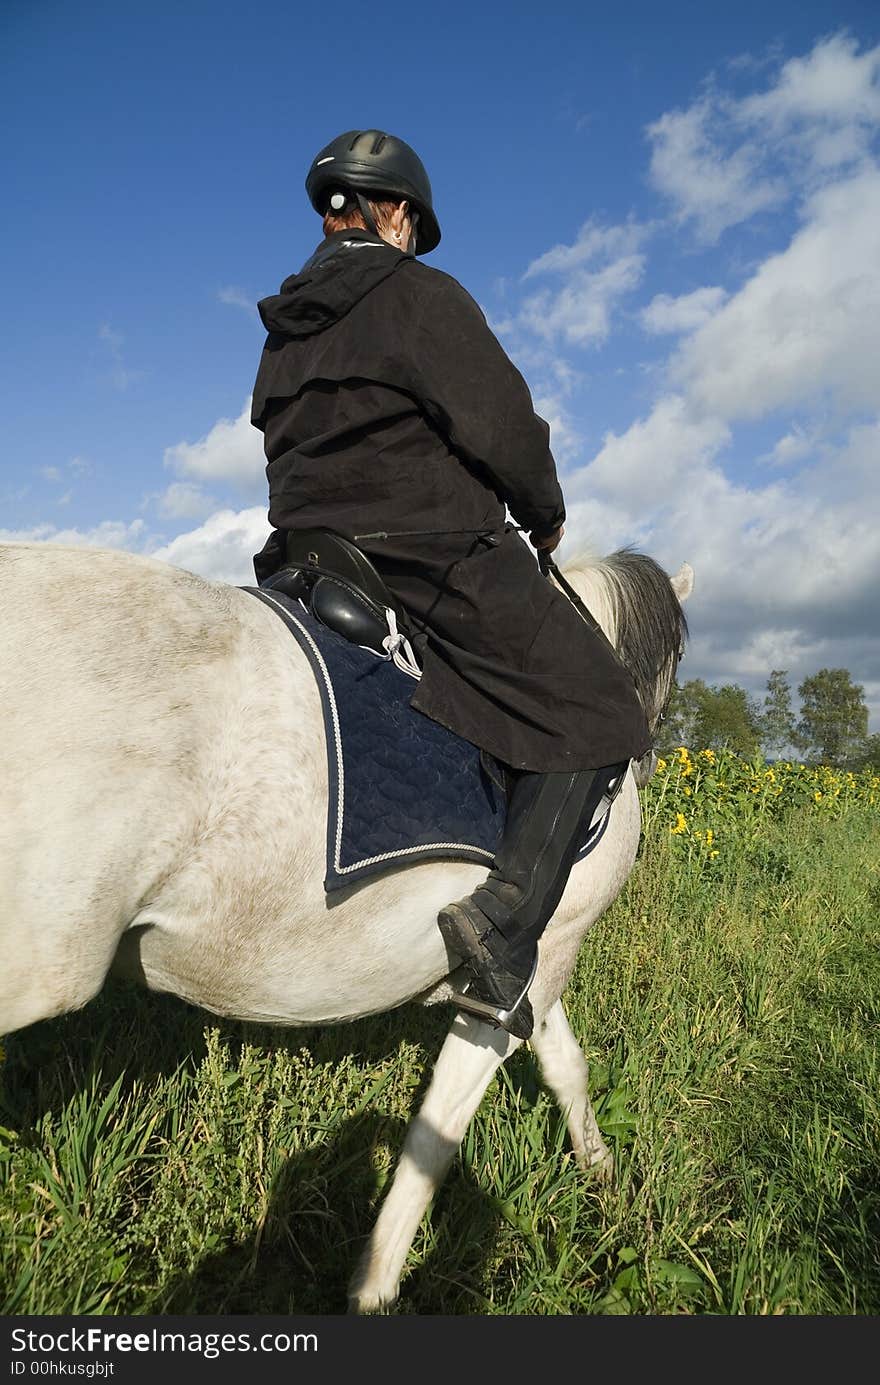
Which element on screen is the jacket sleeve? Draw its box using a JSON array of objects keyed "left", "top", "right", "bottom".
[{"left": 401, "top": 267, "right": 566, "bottom": 535}]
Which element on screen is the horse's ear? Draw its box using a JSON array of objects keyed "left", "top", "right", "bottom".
[{"left": 670, "top": 562, "right": 694, "bottom": 603}]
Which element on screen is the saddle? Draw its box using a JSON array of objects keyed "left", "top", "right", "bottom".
[{"left": 260, "top": 528, "right": 420, "bottom": 674}]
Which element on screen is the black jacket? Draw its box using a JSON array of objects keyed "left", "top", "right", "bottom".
[{"left": 251, "top": 231, "right": 650, "bottom": 770}]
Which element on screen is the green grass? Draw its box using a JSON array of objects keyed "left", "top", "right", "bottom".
[{"left": 1, "top": 803, "right": 878, "bottom": 1315}]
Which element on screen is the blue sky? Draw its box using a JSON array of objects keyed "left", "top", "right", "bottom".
[{"left": 3, "top": 0, "right": 879, "bottom": 729}]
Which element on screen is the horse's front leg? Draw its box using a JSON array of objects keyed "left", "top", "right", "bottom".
[
  {"left": 530, "top": 999, "right": 612, "bottom": 1178},
  {"left": 348, "top": 1012, "right": 519, "bottom": 1313}
]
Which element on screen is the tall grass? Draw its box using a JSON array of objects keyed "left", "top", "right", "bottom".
[{"left": 1, "top": 758, "right": 878, "bottom": 1315}]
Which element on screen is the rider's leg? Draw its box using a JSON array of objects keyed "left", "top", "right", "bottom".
[{"left": 437, "top": 762, "right": 626, "bottom": 1040}]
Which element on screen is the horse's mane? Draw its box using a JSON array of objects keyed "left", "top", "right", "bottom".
[{"left": 561, "top": 547, "right": 689, "bottom": 730}]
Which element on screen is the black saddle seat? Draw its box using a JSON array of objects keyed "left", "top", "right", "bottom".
[{"left": 260, "top": 528, "right": 413, "bottom": 659}]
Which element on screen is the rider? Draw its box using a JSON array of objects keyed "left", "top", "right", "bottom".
[{"left": 251, "top": 129, "right": 651, "bottom": 1040}]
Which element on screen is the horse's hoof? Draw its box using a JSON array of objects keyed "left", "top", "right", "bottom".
[
  {"left": 347, "top": 1255, "right": 401, "bottom": 1314},
  {"left": 347, "top": 1288, "right": 399, "bottom": 1315},
  {"left": 589, "top": 1149, "right": 614, "bottom": 1184},
  {"left": 576, "top": 1145, "right": 614, "bottom": 1183}
]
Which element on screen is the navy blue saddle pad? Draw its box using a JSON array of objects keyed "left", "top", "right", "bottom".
[
  {"left": 245, "top": 587, "right": 617, "bottom": 893},
  {"left": 246, "top": 588, "right": 507, "bottom": 891}
]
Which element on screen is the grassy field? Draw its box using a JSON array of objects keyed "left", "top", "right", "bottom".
[{"left": 1, "top": 753, "right": 878, "bottom": 1315}]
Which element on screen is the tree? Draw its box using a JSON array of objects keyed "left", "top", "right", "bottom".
[
  {"left": 851, "top": 732, "right": 880, "bottom": 772},
  {"left": 657, "top": 678, "right": 704, "bottom": 752},
  {"left": 796, "top": 668, "right": 869, "bottom": 766},
  {"left": 694, "top": 683, "right": 762, "bottom": 756},
  {"left": 760, "top": 669, "right": 797, "bottom": 760},
  {"left": 658, "top": 678, "right": 761, "bottom": 756}
]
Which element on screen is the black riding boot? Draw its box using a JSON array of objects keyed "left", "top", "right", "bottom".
[{"left": 438, "top": 762, "right": 626, "bottom": 1040}]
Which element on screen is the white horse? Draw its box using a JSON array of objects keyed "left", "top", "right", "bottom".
[{"left": 0, "top": 540, "right": 691, "bottom": 1311}]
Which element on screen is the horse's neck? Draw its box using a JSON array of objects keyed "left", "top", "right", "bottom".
[{"left": 556, "top": 561, "right": 617, "bottom": 647}]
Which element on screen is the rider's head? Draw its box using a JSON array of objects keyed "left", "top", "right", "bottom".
[{"left": 305, "top": 129, "right": 441, "bottom": 257}]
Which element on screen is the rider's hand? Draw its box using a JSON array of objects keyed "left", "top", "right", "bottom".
[{"left": 529, "top": 524, "right": 564, "bottom": 554}]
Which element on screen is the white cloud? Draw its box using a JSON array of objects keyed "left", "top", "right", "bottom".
[
  {"left": 519, "top": 254, "right": 645, "bottom": 346},
  {"left": 573, "top": 394, "right": 731, "bottom": 509},
  {"left": 761, "top": 425, "right": 819, "bottom": 468},
  {"left": 647, "top": 98, "right": 782, "bottom": 242},
  {"left": 532, "top": 394, "right": 582, "bottom": 468},
  {"left": 512, "top": 217, "right": 651, "bottom": 348},
  {"left": 563, "top": 398, "right": 880, "bottom": 725},
  {"left": 738, "top": 33, "right": 880, "bottom": 172},
  {"left": 670, "top": 169, "right": 880, "bottom": 420},
  {"left": 648, "top": 34, "right": 880, "bottom": 242},
  {"left": 0, "top": 519, "right": 147, "bottom": 548},
  {"left": 98, "top": 324, "right": 124, "bottom": 352},
  {"left": 523, "top": 218, "right": 650, "bottom": 278},
  {"left": 155, "top": 482, "right": 218, "bottom": 520},
  {"left": 561, "top": 494, "right": 656, "bottom": 560},
  {"left": 164, "top": 398, "right": 265, "bottom": 489},
  {"left": 98, "top": 323, "right": 144, "bottom": 391},
  {"left": 151, "top": 507, "right": 271, "bottom": 585},
  {"left": 218, "top": 286, "right": 258, "bottom": 314},
  {"left": 641, "top": 286, "right": 728, "bottom": 335}
]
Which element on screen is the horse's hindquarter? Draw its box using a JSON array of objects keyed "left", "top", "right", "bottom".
[
  {"left": 0, "top": 545, "right": 273, "bottom": 1028},
  {"left": 0, "top": 543, "right": 464, "bottom": 1033}
]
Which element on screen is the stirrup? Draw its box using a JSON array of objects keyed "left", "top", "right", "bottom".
[{"left": 447, "top": 954, "right": 538, "bottom": 1039}]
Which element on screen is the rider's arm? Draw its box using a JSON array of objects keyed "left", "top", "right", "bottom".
[{"left": 401, "top": 267, "right": 567, "bottom": 537}]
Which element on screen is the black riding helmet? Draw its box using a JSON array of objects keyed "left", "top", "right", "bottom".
[{"left": 306, "top": 129, "right": 441, "bottom": 255}]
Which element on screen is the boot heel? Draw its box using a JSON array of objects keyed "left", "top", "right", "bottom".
[{"left": 437, "top": 900, "right": 493, "bottom": 964}]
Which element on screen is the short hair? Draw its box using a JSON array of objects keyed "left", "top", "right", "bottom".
[{"left": 322, "top": 194, "right": 404, "bottom": 238}]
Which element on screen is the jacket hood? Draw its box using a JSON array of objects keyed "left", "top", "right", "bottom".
[{"left": 257, "top": 231, "right": 409, "bottom": 339}]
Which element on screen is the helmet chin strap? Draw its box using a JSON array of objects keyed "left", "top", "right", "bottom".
[
  {"left": 334, "top": 189, "right": 415, "bottom": 255},
  {"left": 405, "top": 210, "right": 419, "bottom": 258},
  {"left": 355, "top": 193, "right": 381, "bottom": 238}
]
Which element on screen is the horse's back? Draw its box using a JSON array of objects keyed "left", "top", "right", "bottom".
[{"left": 0, "top": 543, "right": 250, "bottom": 788}]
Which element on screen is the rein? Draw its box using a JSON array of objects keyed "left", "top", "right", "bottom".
[
  {"left": 538, "top": 552, "right": 673, "bottom": 753},
  {"left": 537, "top": 550, "right": 605, "bottom": 638}
]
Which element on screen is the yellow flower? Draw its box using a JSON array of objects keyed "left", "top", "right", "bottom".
[
  {"left": 705, "top": 829, "right": 714, "bottom": 846},
  {"left": 677, "top": 746, "right": 691, "bottom": 764},
  {"left": 670, "top": 812, "right": 688, "bottom": 835},
  {"left": 814, "top": 791, "right": 822, "bottom": 802},
  {"left": 656, "top": 757, "right": 667, "bottom": 772}
]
